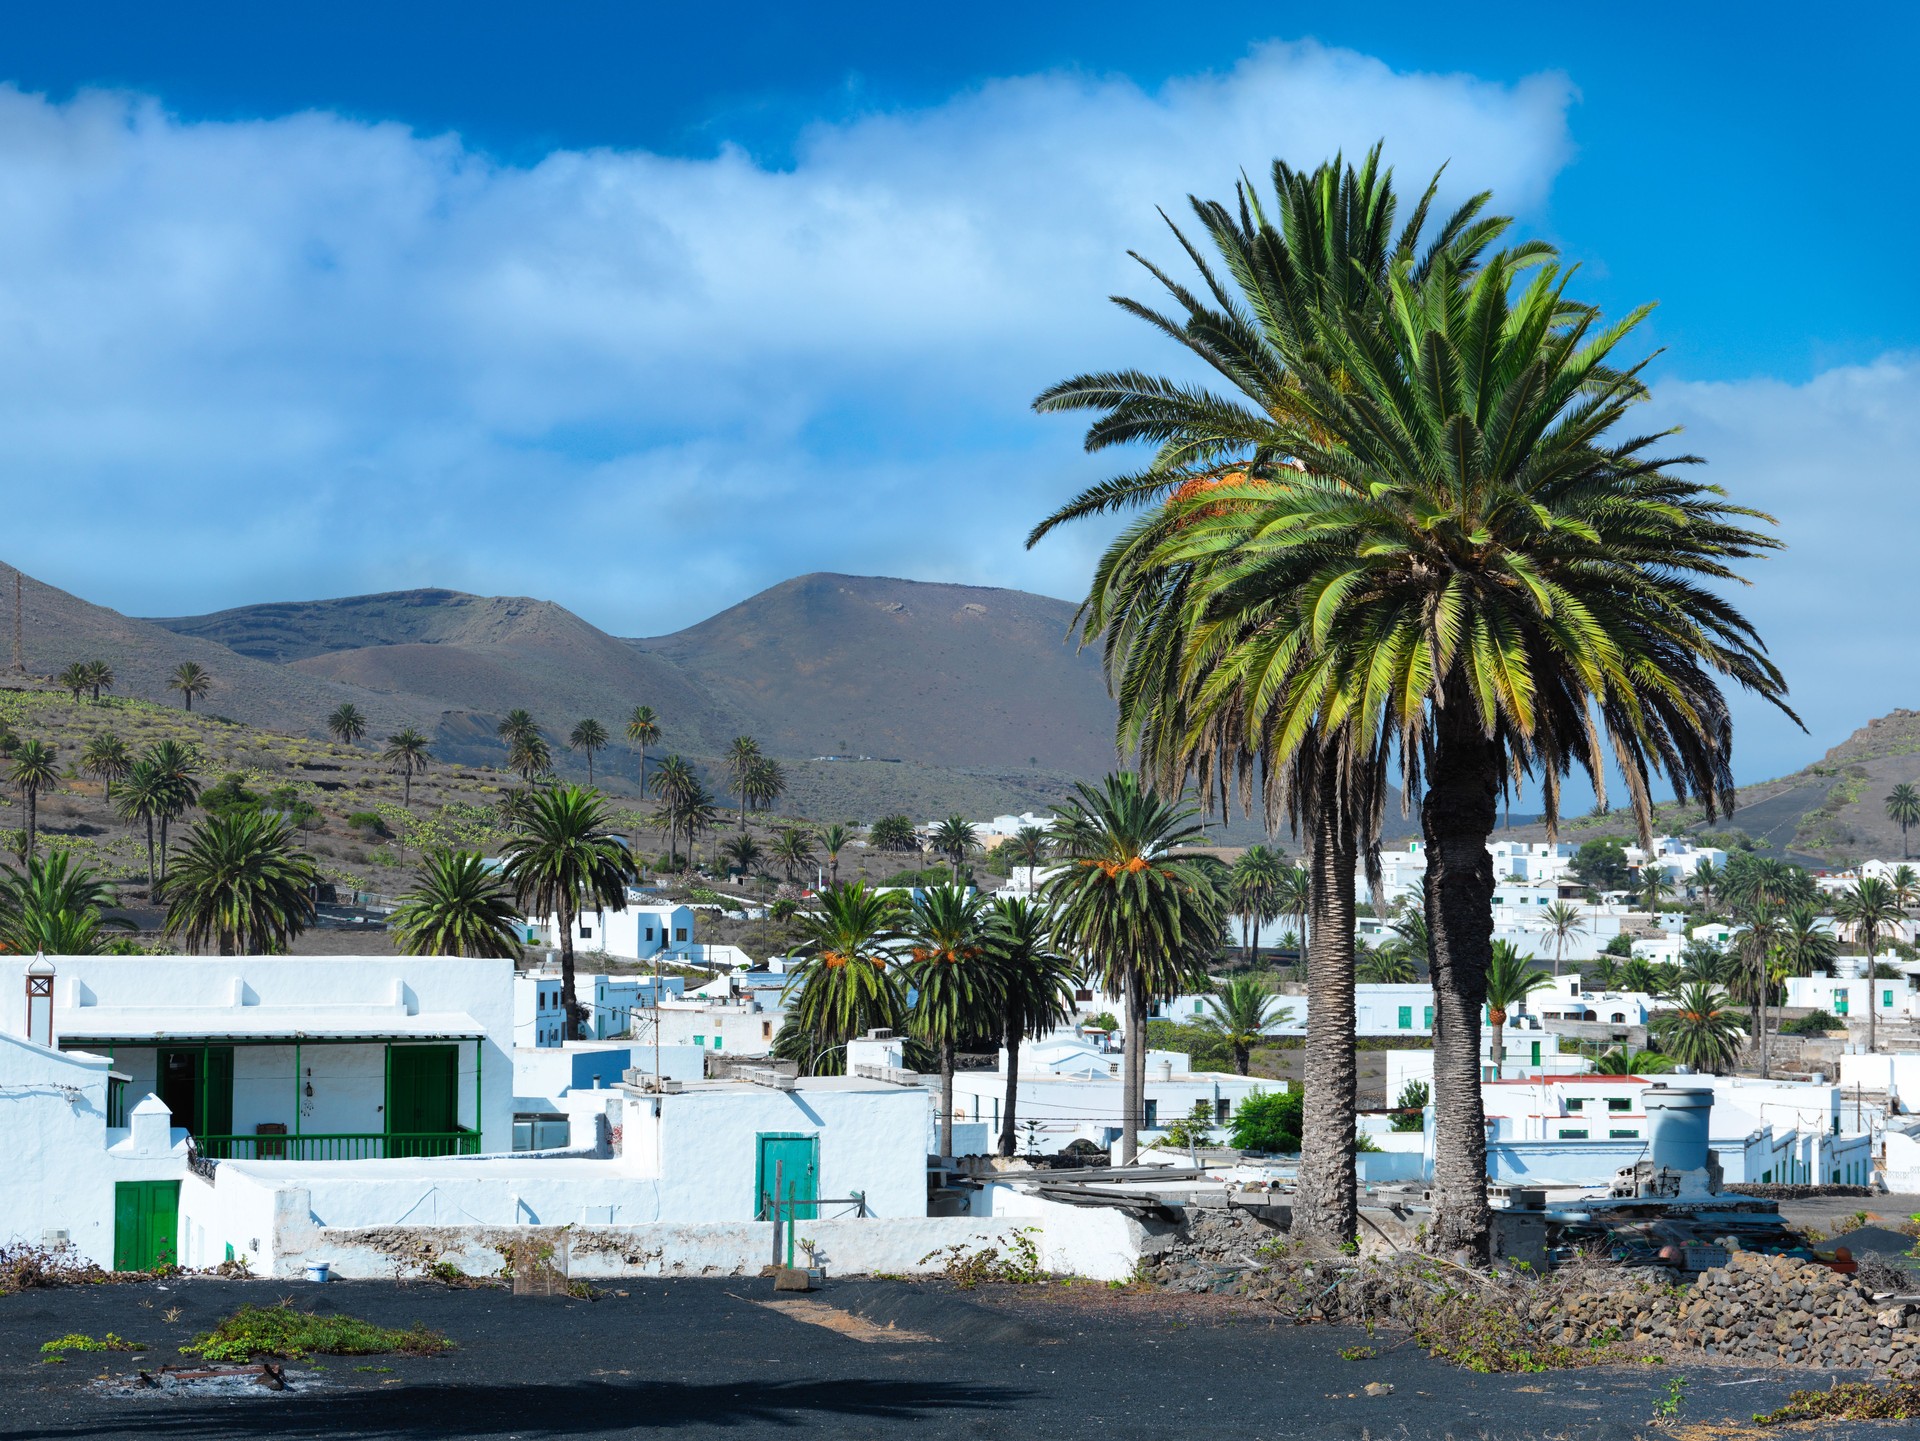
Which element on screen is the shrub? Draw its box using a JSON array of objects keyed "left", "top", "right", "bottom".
[
  {"left": 1780, "top": 1009, "right": 1842, "bottom": 1036},
  {"left": 1391, "top": 1080, "right": 1430, "bottom": 1132},
  {"left": 41, "top": 1332, "right": 143, "bottom": 1354},
  {"left": 1230, "top": 1087, "right": 1303, "bottom": 1153},
  {"left": 1161, "top": 1101, "right": 1216, "bottom": 1149},
  {"left": 184, "top": 1304, "right": 453, "bottom": 1362},
  {"left": 346, "top": 811, "right": 391, "bottom": 838}
]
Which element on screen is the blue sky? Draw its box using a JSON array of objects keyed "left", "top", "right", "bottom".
[{"left": 1, "top": 2, "right": 1916, "bottom": 788}]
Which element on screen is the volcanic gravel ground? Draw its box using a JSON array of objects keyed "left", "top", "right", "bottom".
[{"left": 0, "top": 1275, "right": 1888, "bottom": 1440}]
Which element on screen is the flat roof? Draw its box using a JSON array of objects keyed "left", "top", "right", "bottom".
[{"left": 57, "top": 1009, "right": 487, "bottom": 1044}]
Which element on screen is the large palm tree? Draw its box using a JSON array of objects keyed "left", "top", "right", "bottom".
[
  {"left": 1537, "top": 901, "right": 1587, "bottom": 979},
  {"left": 904, "top": 885, "right": 997, "bottom": 1156},
  {"left": 497, "top": 709, "right": 540, "bottom": 749},
  {"left": 724, "top": 736, "right": 761, "bottom": 829},
  {"left": 568, "top": 719, "right": 609, "bottom": 783},
  {"left": 1003, "top": 825, "right": 1051, "bottom": 872},
  {"left": 1355, "top": 943, "right": 1417, "bottom": 983},
  {"left": 1834, "top": 877, "right": 1902, "bottom": 1054},
  {"left": 1887, "top": 783, "right": 1920, "bottom": 859},
  {"left": 743, "top": 756, "right": 786, "bottom": 818},
  {"left": 383, "top": 728, "right": 432, "bottom": 809},
  {"left": 501, "top": 784, "right": 637, "bottom": 1038},
  {"left": 985, "top": 897, "right": 1077, "bottom": 1157},
  {"left": 625, "top": 706, "right": 660, "bottom": 791},
  {"left": 931, "top": 815, "right": 977, "bottom": 882},
  {"left": 327, "top": 703, "right": 367, "bottom": 747},
  {"left": 1026, "top": 151, "right": 1510, "bottom": 1246},
  {"left": 1651, "top": 983, "right": 1747, "bottom": 1074},
  {"left": 0, "top": 849, "right": 135, "bottom": 954},
  {"left": 1226, "top": 845, "right": 1287, "bottom": 969},
  {"left": 1196, "top": 975, "right": 1291, "bottom": 1074},
  {"left": 80, "top": 734, "right": 131, "bottom": 801},
  {"left": 1889, "top": 863, "right": 1920, "bottom": 913},
  {"left": 162, "top": 811, "right": 318, "bottom": 954},
  {"left": 720, "top": 831, "right": 763, "bottom": 878},
  {"left": 116, "top": 757, "right": 168, "bottom": 889},
  {"left": 1593, "top": 1046, "right": 1674, "bottom": 1076},
  {"left": 1484, "top": 941, "right": 1551, "bottom": 1072},
  {"left": 83, "top": 659, "right": 113, "bottom": 702},
  {"left": 1041, "top": 774, "right": 1224, "bottom": 1163},
  {"left": 392, "top": 850, "right": 522, "bottom": 958},
  {"left": 509, "top": 732, "right": 553, "bottom": 783},
  {"left": 57, "top": 663, "right": 89, "bottom": 701},
  {"left": 170, "top": 661, "right": 212, "bottom": 711},
  {"left": 145, "top": 739, "right": 200, "bottom": 880},
  {"left": 1691, "top": 859, "right": 1720, "bottom": 912},
  {"left": 782, "top": 882, "right": 906, "bottom": 1054},
  {"left": 818, "top": 823, "right": 852, "bottom": 888},
  {"left": 648, "top": 754, "right": 698, "bottom": 865},
  {"left": 8, "top": 740, "right": 57, "bottom": 862}
]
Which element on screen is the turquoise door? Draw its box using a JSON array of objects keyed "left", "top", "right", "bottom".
[
  {"left": 113, "top": 1181, "right": 180, "bottom": 1272},
  {"left": 755, "top": 1133, "right": 818, "bottom": 1221}
]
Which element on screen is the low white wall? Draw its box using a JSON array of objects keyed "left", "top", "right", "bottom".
[{"left": 971, "top": 1184, "right": 1172, "bottom": 1282}]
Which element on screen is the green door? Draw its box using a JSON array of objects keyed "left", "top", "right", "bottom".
[
  {"left": 755, "top": 1133, "right": 818, "bottom": 1221},
  {"left": 113, "top": 1181, "right": 180, "bottom": 1272},
  {"left": 387, "top": 1045, "right": 459, "bottom": 1156},
  {"left": 157, "top": 1046, "right": 234, "bottom": 1142}
]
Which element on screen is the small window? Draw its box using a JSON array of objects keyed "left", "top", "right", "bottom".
[
  {"left": 1075, "top": 989, "right": 1093, "bottom": 1002},
  {"left": 1884, "top": 989, "right": 1895, "bottom": 1008},
  {"left": 1215, "top": 1098, "right": 1230, "bottom": 1123},
  {"left": 675, "top": 927, "right": 688, "bottom": 942},
  {"left": 713, "top": 1036, "right": 723, "bottom": 1051},
  {"left": 1607, "top": 1097, "right": 1630, "bottom": 1113},
  {"left": 1423, "top": 1006, "right": 1434, "bottom": 1029},
  {"left": 645, "top": 928, "right": 655, "bottom": 942},
  {"left": 1560, "top": 1128, "right": 1588, "bottom": 1139},
  {"left": 1566, "top": 1098, "right": 1584, "bottom": 1112},
  {"left": 580, "top": 925, "right": 593, "bottom": 938},
  {"left": 762, "top": 1022, "right": 772, "bottom": 1039},
  {"left": 1397, "top": 1006, "right": 1413, "bottom": 1030},
  {"left": 1193, "top": 1000, "right": 1204, "bottom": 1015},
  {"left": 1143, "top": 1100, "right": 1158, "bottom": 1128},
  {"left": 537, "top": 992, "right": 545, "bottom": 1009},
  {"left": 1609, "top": 1129, "right": 1639, "bottom": 1139},
  {"left": 694, "top": 1035, "right": 705, "bottom": 1046}
]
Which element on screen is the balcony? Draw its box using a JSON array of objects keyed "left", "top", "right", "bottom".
[{"left": 195, "top": 1129, "right": 482, "bottom": 1162}]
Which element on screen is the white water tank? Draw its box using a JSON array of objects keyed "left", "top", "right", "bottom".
[{"left": 1643, "top": 1085, "right": 1714, "bottom": 1173}]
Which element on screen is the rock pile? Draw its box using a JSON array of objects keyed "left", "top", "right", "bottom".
[{"left": 1148, "top": 1210, "right": 1283, "bottom": 1293}]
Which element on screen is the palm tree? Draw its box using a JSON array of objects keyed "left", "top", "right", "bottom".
[
  {"left": 986, "top": 897, "right": 1077, "bottom": 1157},
  {"left": 8, "top": 740, "right": 58, "bottom": 862},
  {"left": 1639, "top": 869, "right": 1674, "bottom": 916},
  {"left": 770, "top": 826, "right": 816, "bottom": 885},
  {"left": 501, "top": 785, "right": 637, "bottom": 1038},
  {"left": 1651, "top": 983, "right": 1747, "bottom": 1074},
  {"left": 724, "top": 736, "right": 761, "bottom": 828},
  {"left": 80, "top": 734, "right": 130, "bottom": 801},
  {"left": 1004, "top": 826, "right": 1051, "bottom": 871},
  {"left": 161, "top": 811, "right": 318, "bottom": 954},
  {"left": 1196, "top": 976, "right": 1292, "bottom": 1074},
  {"left": 931, "top": 815, "right": 977, "bottom": 883},
  {"left": 1690, "top": 859, "right": 1719, "bottom": 912},
  {"left": 83, "top": 660, "right": 113, "bottom": 702},
  {"left": 720, "top": 831, "right": 763, "bottom": 878},
  {"left": 1276, "top": 866, "right": 1311, "bottom": 961},
  {"left": 1619, "top": 956, "right": 1672, "bottom": 998},
  {"left": 783, "top": 882, "right": 906, "bottom": 1052},
  {"left": 116, "top": 758, "right": 167, "bottom": 890},
  {"left": 1585, "top": 955, "right": 1624, "bottom": 990},
  {"left": 57, "top": 662, "right": 89, "bottom": 701},
  {"left": 1042, "top": 774, "right": 1224, "bottom": 1163},
  {"left": 1774, "top": 902, "right": 1837, "bottom": 979},
  {"left": 905, "top": 885, "right": 997, "bottom": 1156},
  {"left": 1676, "top": 939, "right": 1736, "bottom": 988},
  {"left": 1355, "top": 944, "right": 1417, "bottom": 984},
  {"left": 566, "top": 719, "right": 609, "bottom": 783},
  {"left": 327, "top": 703, "right": 367, "bottom": 747},
  {"left": 647, "top": 755, "right": 702, "bottom": 869},
  {"left": 625, "top": 706, "right": 661, "bottom": 790},
  {"left": 1592, "top": 1046, "right": 1674, "bottom": 1076},
  {"left": 497, "top": 709, "right": 540, "bottom": 748},
  {"left": 170, "top": 661, "right": 212, "bottom": 711},
  {"left": 382, "top": 728, "right": 432, "bottom": 808},
  {"left": 1834, "top": 877, "right": 1903, "bottom": 1054},
  {"left": 743, "top": 756, "right": 786, "bottom": 817},
  {"left": 818, "top": 823, "right": 852, "bottom": 887},
  {"left": 1888, "top": 783, "right": 1920, "bottom": 859},
  {"left": 868, "top": 814, "right": 919, "bottom": 854},
  {"left": 1890, "top": 863, "right": 1920, "bottom": 913},
  {"left": 145, "top": 739, "right": 201, "bottom": 880},
  {"left": 1226, "top": 845, "right": 1287, "bottom": 969},
  {"left": 391, "top": 850, "right": 523, "bottom": 958},
  {"left": 1484, "top": 941, "right": 1552, "bottom": 1072},
  {"left": 0, "top": 850, "right": 135, "bottom": 954},
  {"left": 1537, "top": 901, "right": 1587, "bottom": 979}
]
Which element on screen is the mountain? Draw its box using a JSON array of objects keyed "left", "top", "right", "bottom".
[{"left": 628, "top": 573, "right": 1120, "bottom": 775}]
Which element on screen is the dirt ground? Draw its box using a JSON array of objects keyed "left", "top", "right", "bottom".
[{"left": 0, "top": 1274, "right": 1890, "bottom": 1441}]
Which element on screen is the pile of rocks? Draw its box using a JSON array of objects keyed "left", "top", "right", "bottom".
[{"left": 1148, "top": 1210, "right": 1284, "bottom": 1293}]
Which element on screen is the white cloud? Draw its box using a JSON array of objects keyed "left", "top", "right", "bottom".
[{"left": 0, "top": 40, "right": 1577, "bottom": 633}]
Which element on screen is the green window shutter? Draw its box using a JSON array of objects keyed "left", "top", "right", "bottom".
[
  {"left": 1423, "top": 1007, "right": 1434, "bottom": 1029},
  {"left": 1609, "top": 1129, "right": 1638, "bottom": 1139},
  {"left": 1561, "top": 1128, "right": 1588, "bottom": 1139},
  {"left": 694, "top": 1035, "right": 705, "bottom": 1046},
  {"left": 204, "top": 1047, "right": 235, "bottom": 1137},
  {"left": 712, "top": 1036, "right": 723, "bottom": 1051},
  {"left": 1397, "top": 1007, "right": 1412, "bottom": 1029},
  {"left": 1530, "top": 1041, "right": 1541, "bottom": 1066}
]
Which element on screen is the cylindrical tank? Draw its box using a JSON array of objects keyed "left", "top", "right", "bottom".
[{"left": 1643, "top": 1086, "right": 1714, "bottom": 1172}]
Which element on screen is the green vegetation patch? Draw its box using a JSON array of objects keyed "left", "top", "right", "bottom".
[
  {"left": 183, "top": 1304, "right": 452, "bottom": 1362},
  {"left": 40, "top": 1332, "right": 144, "bottom": 1354},
  {"left": 1755, "top": 1381, "right": 1920, "bottom": 1424}
]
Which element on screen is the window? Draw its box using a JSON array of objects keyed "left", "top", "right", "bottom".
[
  {"left": 1560, "top": 1128, "right": 1589, "bottom": 1139},
  {"left": 1143, "top": 1100, "right": 1158, "bottom": 1128},
  {"left": 713, "top": 1036, "right": 723, "bottom": 1051},
  {"left": 675, "top": 927, "right": 688, "bottom": 942},
  {"left": 1609, "top": 1129, "right": 1639, "bottom": 1139},
  {"left": 1397, "top": 1006, "right": 1413, "bottom": 1030},
  {"left": 762, "top": 1022, "right": 772, "bottom": 1040},
  {"left": 580, "top": 925, "right": 593, "bottom": 938},
  {"left": 1215, "top": 1098, "right": 1230, "bottom": 1123},
  {"left": 1193, "top": 1000, "right": 1204, "bottom": 1015},
  {"left": 1884, "top": 989, "right": 1895, "bottom": 1008},
  {"left": 1607, "top": 1097, "right": 1630, "bottom": 1113},
  {"left": 537, "top": 992, "right": 545, "bottom": 1009},
  {"left": 645, "top": 928, "right": 655, "bottom": 942},
  {"left": 1423, "top": 1006, "right": 1434, "bottom": 1029},
  {"left": 1762, "top": 1169, "right": 1772, "bottom": 1183},
  {"left": 1530, "top": 1041, "right": 1541, "bottom": 1067},
  {"left": 1610, "top": 1012, "right": 1625, "bottom": 1023},
  {"left": 1075, "top": 989, "right": 1093, "bottom": 1003},
  {"left": 694, "top": 1035, "right": 705, "bottom": 1047},
  {"left": 1566, "top": 1098, "right": 1585, "bottom": 1112}
]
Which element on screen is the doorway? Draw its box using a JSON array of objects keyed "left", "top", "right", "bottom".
[
  {"left": 113, "top": 1180, "right": 180, "bottom": 1272},
  {"left": 755, "top": 1133, "right": 818, "bottom": 1221}
]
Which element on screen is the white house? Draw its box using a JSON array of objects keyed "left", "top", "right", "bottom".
[
  {"left": 649, "top": 998, "right": 787, "bottom": 1057},
  {"left": 530, "top": 901, "right": 698, "bottom": 963},
  {"left": 1626, "top": 836, "right": 1727, "bottom": 885},
  {"left": 1536, "top": 975, "right": 1659, "bottom": 1027},
  {"left": 1782, "top": 973, "right": 1920, "bottom": 1021}
]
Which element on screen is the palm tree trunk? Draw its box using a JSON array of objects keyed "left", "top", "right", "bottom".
[
  {"left": 939, "top": 1039, "right": 955, "bottom": 1157},
  {"left": 1294, "top": 797, "right": 1357, "bottom": 1246},
  {"left": 144, "top": 816, "right": 156, "bottom": 891},
  {"left": 1120, "top": 974, "right": 1147, "bottom": 1164},
  {"left": 1249, "top": 917, "right": 1262, "bottom": 972},
  {"left": 999, "top": 1002, "right": 1022, "bottom": 1158},
  {"left": 159, "top": 814, "right": 170, "bottom": 881},
  {"left": 1490, "top": 1015, "right": 1505, "bottom": 1074},
  {"left": 559, "top": 900, "right": 581, "bottom": 1040},
  {"left": 24, "top": 787, "right": 35, "bottom": 863},
  {"left": 1421, "top": 686, "right": 1502, "bottom": 1262}
]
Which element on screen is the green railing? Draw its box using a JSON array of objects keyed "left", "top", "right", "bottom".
[{"left": 194, "top": 1130, "right": 481, "bottom": 1161}]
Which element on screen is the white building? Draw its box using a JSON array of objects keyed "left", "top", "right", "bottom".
[
  {"left": 649, "top": 998, "right": 787, "bottom": 1057},
  {"left": 1536, "top": 975, "right": 1659, "bottom": 1027},
  {"left": 1783, "top": 973, "right": 1920, "bottom": 1021},
  {"left": 1626, "top": 836, "right": 1727, "bottom": 885},
  {"left": 529, "top": 901, "right": 698, "bottom": 963}
]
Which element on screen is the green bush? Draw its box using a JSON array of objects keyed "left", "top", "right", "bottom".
[
  {"left": 1602, "top": 933, "right": 1635, "bottom": 958},
  {"left": 1230, "top": 1087, "right": 1302, "bottom": 1153},
  {"left": 346, "top": 811, "right": 391, "bottom": 838},
  {"left": 184, "top": 1304, "right": 452, "bottom": 1362},
  {"left": 1162, "top": 1101, "right": 1216, "bottom": 1149},
  {"left": 1780, "top": 1009, "right": 1842, "bottom": 1035},
  {"left": 1391, "top": 1079, "right": 1429, "bottom": 1132},
  {"left": 1144, "top": 1019, "right": 1233, "bottom": 1072},
  {"left": 200, "top": 772, "right": 262, "bottom": 816}
]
